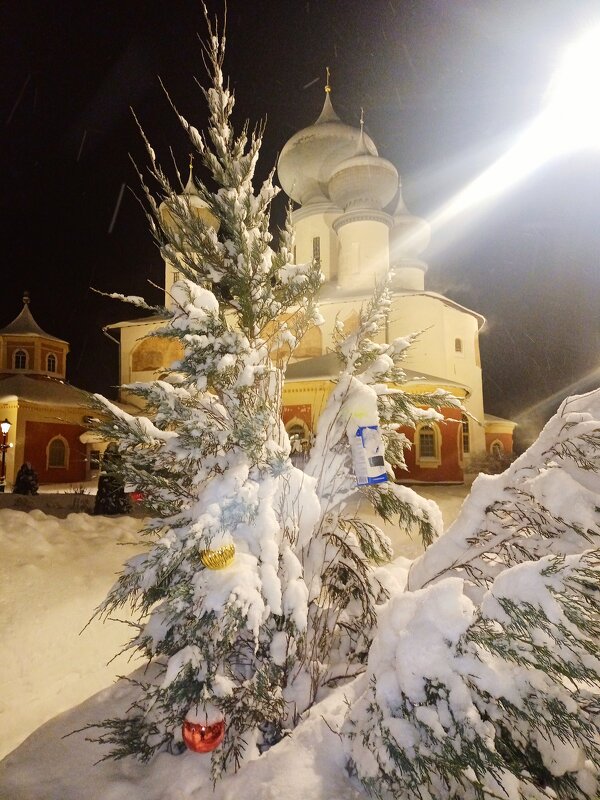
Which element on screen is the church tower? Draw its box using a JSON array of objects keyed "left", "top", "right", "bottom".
[
  {"left": 277, "top": 72, "right": 431, "bottom": 294},
  {"left": 0, "top": 294, "right": 90, "bottom": 488},
  {"left": 277, "top": 77, "right": 514, "bottom": 480}
]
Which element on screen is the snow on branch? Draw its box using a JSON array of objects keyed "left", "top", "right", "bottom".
[{"left": 408, "top": 390, "right": 600, "bottom": 597}]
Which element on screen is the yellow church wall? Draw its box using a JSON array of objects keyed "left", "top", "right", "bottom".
[
  {"left": 335, "top": 218, "right": 390, "bottom": 291},
  {"left": 282, "top": 380, "right": 334, "bottom": 432},
  {"left": 0, "top": 403, "right": 18, "bottom": 486},
  {"left": 388, "top": 294, "right": 486, "bottom": 457},
  {"left": 114, "top": 291, "right": 487, "bottom": 461},
  {"left": 0, "top": 400, "right": 88, "bottom": 486},
  {"left": 286, "top": 294, "right": 387, "bottom": 369},
  {"left": 292, "top": 207, "right": 341, "bottom": 283}
]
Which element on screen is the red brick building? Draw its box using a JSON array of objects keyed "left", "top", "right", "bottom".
[{"left": 0, "top": 294, "right": 93, "bottom": 487}]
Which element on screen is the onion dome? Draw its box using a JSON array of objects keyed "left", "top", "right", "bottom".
[
  {"left": 390, "top": 186, "right": 431, "bottom": 257},
  {"left": 159, "top": 160, "right": 220, "bottom": 233},
  {"left": 277, "top": 73, "right": 378, "bottom": 206},
  {"left": 328, "top": 121, "right": 398, "bottom": 211}
]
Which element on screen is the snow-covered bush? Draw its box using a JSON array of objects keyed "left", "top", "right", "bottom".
[{"left": 344, "top": 390, "right": 600, "bottom": 799}]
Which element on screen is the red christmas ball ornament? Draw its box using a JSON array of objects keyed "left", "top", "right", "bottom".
[{"left": 182, "top": 704, "right": 225, "bottom": 753}]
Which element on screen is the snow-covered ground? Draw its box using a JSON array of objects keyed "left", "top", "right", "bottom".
[
  {"left": 0, "top": 510, "right": 146, "bottom": 761},
  {"left": 2, "top": 382, "right": 599, "bottom": 800},
  {"left": 0, "top": 482, "right": 468, "bottom": 763}
]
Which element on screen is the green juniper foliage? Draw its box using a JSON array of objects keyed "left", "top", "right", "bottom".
[
  {"left": 345, "top": 553, "right": 600, "bottom": 800},
  {"left": 345, "top": 396, "right": 600, "bottom": 799}
]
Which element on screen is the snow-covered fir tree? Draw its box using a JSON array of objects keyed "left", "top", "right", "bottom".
[
  {"left": 93, "top": 443, "right": 132, "bottom": 516},
  {"left": 88, "top": 16, "right": 451, "bottom": 777}
]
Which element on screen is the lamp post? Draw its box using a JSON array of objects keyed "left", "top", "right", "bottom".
[{"left": 0, "top": 418, "right": 12, "bottom": 493}]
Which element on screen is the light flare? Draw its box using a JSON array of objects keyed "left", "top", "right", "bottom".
[{"left": 403, "top": 24, "right": 600, "bottom": 246}]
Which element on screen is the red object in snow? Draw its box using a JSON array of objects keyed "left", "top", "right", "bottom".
[{"left": 182, "top": 718, "right": 225, "bottom": 753}]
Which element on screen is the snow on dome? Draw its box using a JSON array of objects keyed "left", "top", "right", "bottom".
[
  {"left": 277, "top": 90, "right": 378, "bottom": 206},
  {"left": 328, "top": 128, "right": 398, "bottom": 211}
]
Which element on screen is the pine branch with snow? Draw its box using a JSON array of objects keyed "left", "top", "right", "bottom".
[
  {"left": 294, "top": 280, "right": 459, "bottom": 708},
  {"left": 408, "top": 397, "right": 600, "bottom": 597},
  {"left": 344, "top": 552, "right": 600, "bottom": 800}
]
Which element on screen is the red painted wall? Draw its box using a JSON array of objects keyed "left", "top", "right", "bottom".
[
  {"left": 395, "top": 407, "right": 464, "bottom": 484},
  {"left": 23, "top": 421, "right": 87, "bottom": 484},
  {"left": 485, "top": 431, "right": 513, "bottom": 454}
]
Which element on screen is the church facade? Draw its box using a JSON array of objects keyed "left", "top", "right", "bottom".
[
  {"left": 0, "top": 294, "right": 93, "bottom": 487},
  {"left": 110, "top": 85, "right": 514, "bottom": 484}
]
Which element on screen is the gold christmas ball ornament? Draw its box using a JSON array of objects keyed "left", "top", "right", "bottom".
[{"left": 200, "top": 543, "right": 235, "bottom": 570}]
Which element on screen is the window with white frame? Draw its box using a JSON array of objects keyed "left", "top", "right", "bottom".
[
  {"left": 416, "top": 422, "right": 442, "bottom": 467},
  {"left": 419, "top": 426, "right": 436, "bottom": 458},
  {"left": 47, "top": 353, "right": 57, "bottom": 372},
  {"left": 14, "top": 349, "right": 27, "bottom": 369}
]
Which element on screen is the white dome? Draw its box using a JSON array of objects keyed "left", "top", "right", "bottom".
[
  {"left": 277, "top": 93, "right": 378, "bottom": 206},
  {"left": 328, "top": 149, "right": 398, "bottom": 211}
]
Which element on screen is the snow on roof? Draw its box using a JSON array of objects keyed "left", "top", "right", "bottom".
[
  {"left": 0, "top": 375, "right": 88, "bottom": 408},
  {"left": 394, "top": 291, "right": 486, "bottom": 328},
  {"left": 484, "top": 412, "right": 517, "bottom": 428},
  {"left": 313, "top": 286, "right": 485, "bottom": 328},
  {"left": 105, "top": 314, "right": 166, "bottom": 330},
  {"left": 285, "top": 351, "right": 469, "bottom": 393}
]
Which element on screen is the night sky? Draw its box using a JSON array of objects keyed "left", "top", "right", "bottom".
[{"left": 1, "top": 0, "right": 599, "bottom": 448}]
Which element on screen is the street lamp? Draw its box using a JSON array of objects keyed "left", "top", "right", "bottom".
[{"left": 0, "top": 418, "right": 12, "bottom": 493}]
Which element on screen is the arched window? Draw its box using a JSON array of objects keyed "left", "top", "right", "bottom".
[
  {"left": 286, "top": 419, "right": 311, "bottom": 459},
  {"left": 416, "top": 423, "right": 442, "bottom": 467},
  {"left": 461, "top": 413, "right": 470, "bottom": 454},
  {"left": 491, "top": 440, "right": 504, "bottom": 459},
  {"left": 14, "top": 349, "right": 27, "bottom": 369},
  {"left": 47, "top": 436, "right": 69, "bottom": 469},
  {"left": 47, "top": 353, "right": 57, "bottom": 372},
  {"left": 454, "top": 337, "right": 463, "bottom": 353}
]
